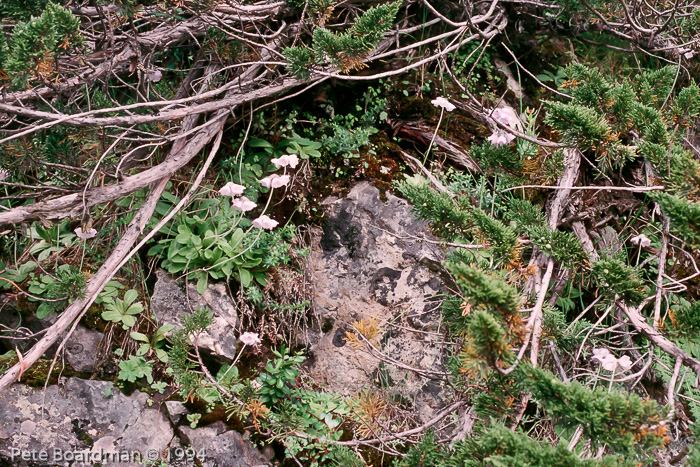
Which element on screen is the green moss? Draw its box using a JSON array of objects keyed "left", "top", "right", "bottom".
[{"left": 20, "top": 358, "right": 81, "bottom": 388}]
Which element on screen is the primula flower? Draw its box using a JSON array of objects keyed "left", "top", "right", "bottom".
[
  {"left": 630, "top": 233, "right": 651, "bottom": 248},
  {"left": 147, "top": 69, "right": 162, "bottom": 82},
  {"left": 252, "top": 215, "right": 278, "bottom": 229},
  {"left": 219, "top": 182, "right": 246, "bottom": 197},
  {"left": 259, "top": 174, "right": 290, "bottom": 189},
  {"left": 487, "top": 107, "right": 521, "bottom": 147},
  {"left": 75, "top": 227, "right": 98, "bottom": 240},
  {"left": 271, "top": 154, "right": 299, "bottom": 169},
  {"left": 491, "top": 107, "right": 521, "bottom": 128},
  {"left": 617, "top": 355, "right": 633, "bottom": 371},
  {"left": 487, "top": 130, "right": 516, "bottom": 147},
  {"left": 430, "top": 97, "right": 456, "bottom": 112},
  {"left": 591, "top": 348, "right": 618, "bottom": 372},
  {"left": 231, "top": 196, "right": 257, "bottom": 212},
  {"left": 592, "top": 348, "right": 632, "bottom": 372},
  {"left": 239, "top": 332, "right": 261, "bottom": 346}
]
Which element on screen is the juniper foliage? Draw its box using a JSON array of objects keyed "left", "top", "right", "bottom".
[
  {"left": 283, "top": 1, "right": 401, "bottom": 78},
  {"left": 592, "top": 257, "right": 646, "bottom": 306},
  {"left": 395, "top": 176, "right": 472, "bottom": 241},
  {"left": 520, "top": 365, "right": 667, "bottom": 453},
  {"left": 4, "top": 2, "right": 83, "bottom": 88},
  {"left": 401, "top": 422, "right": 642, "bottom": 467}
]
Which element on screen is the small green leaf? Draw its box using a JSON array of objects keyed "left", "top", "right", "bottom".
[
  {"left": 254, "top": 272, "right": 267, "bottom": 286},
  {"left": 130, "top": 332, "right": 149, "bottom": 342},
  {"left": 102, "top": 309, "right": 123, "bottom": 323},
  {"left": 239, "top": 268, "right": 252, "bottom": 287},
  {"left": 196, "top": 273, "right": 208, "bottom": 294},
  {"left": 125, "top": 303, "right": 144, "bottom": 315},
  {"left": 36, "top": 302, "right": 53, "bottom": 319},
  {"left": 136, "top": 344, "right": 150, "bottom": 356},
  {"left": 121, "top": 315, "right": 137, "bottom": 328},
  {"left": 156, "top": 349, "right": 169, "bottom": 362},
  {"left": 123, "top": 289, "right": 138, "bottom": 306}
]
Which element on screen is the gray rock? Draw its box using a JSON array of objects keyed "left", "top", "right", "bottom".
[
  {"left": 180, "top": 421, "right": 271, "bottom": 467},
  {"left": 0, "top": 378, "right": 173, "bottom": 467},
  {"left": 164, "top": 400, "right": 188, "bottom": 424},
  {"left": 64, "top": 325, "right": 103, "bottom": 373},
  {"left": 308, "top": 182, "right": 448, "bottom": 424},
  {"left": 151, "top": 269, "right": 238, "bottom": 361}
]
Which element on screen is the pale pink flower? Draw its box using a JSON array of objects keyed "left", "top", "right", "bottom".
[
  {"left": 591, "top": 348, "right": 618, "bottom": 372},
  {"left": 219, "top": 182, "right": 246, "bottom": 197},
  {"left": 617, "top": 355, "right": 633, "bottom": 371},
  {"left": 74, "top": 227, "right": 98, "bottom": 240},
  {"left": 592, "top": 348, "right": 632, "bottom": 372},
  {"left": 491, "top": 107, "right": 521, "bottom": 129},
  {"left": 487, "top": 130, "right": 516, "bottom": 146},
  {"left": 231, "top": 196, "right": 257, "bottom": 212},
  {"left": 630, "top": 233, "right": 651, "bottom": 248},
  {"left": 147, "top": 69, "right": 162, "bottom": 82},
  {"left": 239, "top": 332, "right": 261, "bottom": 346},
  {"left": 259, "top": 174, "right": 290, "bottom": 189},
  {"left": 252, "top": 215, "right": 278, "bottom": 230},
  {"left": 430, "top": 97, "right": 455, "bottom": 112},
  {"left": 271, "top": 154, "right": 299, "bottom": 169},
  {"left": 487, "top": 107, "right": 521, "bottom": 146}
]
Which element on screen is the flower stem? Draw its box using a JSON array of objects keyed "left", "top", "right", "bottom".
[{"left": 423, "top": 108, "right": 444, "bottom": 165}]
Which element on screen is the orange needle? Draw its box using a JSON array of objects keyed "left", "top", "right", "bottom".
[{"left": 16, "top": 347, "right": 28, "bottom": 382}]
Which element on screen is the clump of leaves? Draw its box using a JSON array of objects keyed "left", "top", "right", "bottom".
[
  {"left": 349, "top": 390, "right": 391, "bottom": 439},
  {"left": 5, "top": 2, "right": 83, "bottom": 88},
  {"left": 147, "top": 196, "right": 296, "bottom": 294},
  {"left": 396, "top": 174, "right": 472, "bottom": 241},
  {"left": 118, "top": 356, "right": 153, "bottom": 384},
  {"left": 28, "top": 264, "right": 86, "bottom": 319},
  {"left": 258, "top": 346, "right": 305, "bottom": 405},
  {"left": 283, "top": 1, "right": 401, "bottom": 76},
  {"left": 130, "top": 324, "right": 174, "bottom": 362},
  {"left": 167, "top": 307, "right": 214, "bottom": 401},
  {"left": 101, "top": 289, "right": 144, "bottom": 329}
]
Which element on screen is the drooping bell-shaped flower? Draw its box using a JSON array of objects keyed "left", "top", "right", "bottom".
[
  {"left": 430, "top": 96, "right": 456, "bottom": 112},
  {"left": 240, "top": 332, "right": 261, "bottom": 346},
  {"left": 259, "top": 174, "right": 290, "bottom": 189},
  {"left": 271, "top": 154, "right": 299, "bottom": 169},
  {"left": 252, "top": 215, "right": 278, "bottom": 229},
  {"left": 219, "top": 182, "right": 246, "bottom": 197},
  {"left": 231, "top": 196, "right": 257, "bottom": 212},
  {"left": 75, "top": 227, "right": 98, "bottom": 240}
]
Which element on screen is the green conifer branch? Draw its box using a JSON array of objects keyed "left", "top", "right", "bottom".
[
  {"left": 283, "top": 1, "right": 401, "bottom": 78},
  {"left": 520, "top": 365, "right": 667, "bottom": 453}
]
